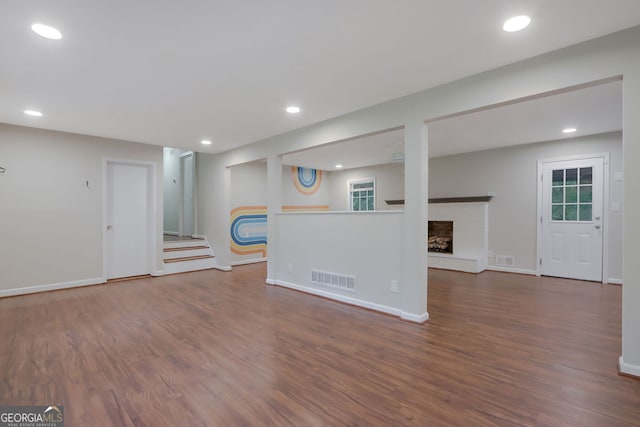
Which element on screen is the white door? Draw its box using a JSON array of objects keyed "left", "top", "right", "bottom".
[
  {"left": 540, "top": 157, "right": 604, "bottom": 281},
  {"left": 181, "top": 153, "right": 194, "bottom": 236},
  {"left": 106, "top": 162, "right": 150, "bottom": 279}
]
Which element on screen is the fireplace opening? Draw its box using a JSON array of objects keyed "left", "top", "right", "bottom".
[{"left": 428, "top": 221, "right": 453, "bottom": 254}]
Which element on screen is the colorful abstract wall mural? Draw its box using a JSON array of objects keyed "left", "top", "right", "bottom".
[
  {"left": 230, "top": 206, "right": 267, "bottom": 257},
  {"left": 292, "top": 166, "right": 322, "bottom": 194},
  {"left": 230, "top": 168, "right": 326, "bottom": 257},
  {"left": 230, "top": 205, "right": 331, "bottom": 257}
]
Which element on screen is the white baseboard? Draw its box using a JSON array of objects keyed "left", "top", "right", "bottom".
[
  {"left": 151, "top": 270, "right": 164, "bottom": 277},
  {"left": 619, "top": 356, "right": 640, "bottom": 378},
  {"left": 265, "top": 278, "right": 276, "bottom": 285},
  {"left": 231, "top": 257, "right": 267, "bottom": 266},
  {"left": 214, "top": 265, "right": 232, "bottom": 272},
  {"left": 607, "top": 278, "right": 623, "bottom": 285},
  {"left": 401, "top": 311, "right": 430, "bottom": 323},
  {"left": 486, "top": 265, "right": 537, "bottom": 275},
  {"left": 163, "top": 231, "right": 179, "bottom": 236},
  {"left": 0, "top": 277, "right": 106, "bottom": 298},
  {"left": 193, "top": 234, "right": 207, "bottom": 239},
  {"left": 428, "top": 253, "right": 485, "bottom": 273},
  {"left": 275, "top": 280, "right": 403, "bottom": 318}
]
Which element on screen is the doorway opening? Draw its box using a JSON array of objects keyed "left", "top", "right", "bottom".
[
  {"left": 163, "top": 148, "right": 197, "bottom": 241},
  {"left": 425, "top": 77, "right": 622, "bottom": 282}
]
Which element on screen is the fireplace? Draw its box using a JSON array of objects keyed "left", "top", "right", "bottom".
[{"left": 428, "top": 221, "right": 453, "bottom": 254}]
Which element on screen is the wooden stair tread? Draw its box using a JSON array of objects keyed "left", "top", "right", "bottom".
[
  {"left": 163, "top": 235, "right": 204, "bottom": 241},
  {"left": 163, "top": 246, "right": 208, "bottom": 252},
  {"left": 164, "top": 255, "right": 215, "bottom": 263}
]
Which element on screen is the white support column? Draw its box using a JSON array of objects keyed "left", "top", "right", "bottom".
[
  {"left": 266, "top": 154, "right": 283, "bottom": 284},
  {"left": 620, "top": 69, "right": 640, "bottom": 377},
  {"left": 400, "top": 121, "right": 429, "bottom": 322}
]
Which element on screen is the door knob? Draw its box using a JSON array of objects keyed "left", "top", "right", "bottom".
[
  {"left": 107, "top": 225, "right": 113, "bottom": 230},
  {"left": 595, "top": 216, "right": 601, "bottom": 220},
  {"left": 595, "top": 225, "right": 601, "bottom": 229}
]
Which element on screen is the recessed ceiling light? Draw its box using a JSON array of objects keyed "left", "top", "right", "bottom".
[
  {"left": 503, "top": 15, "right": 531, "bottom": 32},
  {"left": 286, "top": 106, "right": 301, "bottom": 114},
  {"left": 31, "top": 23, "right": 62, "bottom": 40},
  {"left": 24, "top": 110, "right": 43, "bottom": 117},
  {"left": 335, "top": 164, "right": 343, "bottom": 169},
  {"left": 201, "top": 139, "right": 212, "bottom": 145},
  {"left": 563, "top": 128, "right": 577, "bottom": 134}
]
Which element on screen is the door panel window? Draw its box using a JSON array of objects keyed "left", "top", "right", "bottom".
[{"left": 551, "top": 167, "right": 593, "bottom": 222}]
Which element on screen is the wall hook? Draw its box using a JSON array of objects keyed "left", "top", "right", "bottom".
[{"left": 0, "top": 166, "right": 6, "bottom": 174}]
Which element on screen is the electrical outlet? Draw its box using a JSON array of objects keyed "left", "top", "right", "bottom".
[{"left": 390, "top": 280, "right": 398, "bottom": 293}]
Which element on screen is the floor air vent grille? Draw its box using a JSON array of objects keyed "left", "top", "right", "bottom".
[
  {"left": 496, "top": 255, "right": 515, "bottom": 267},
  {"left": 311, "top": 270, "right": 356, "bottom": 292}
]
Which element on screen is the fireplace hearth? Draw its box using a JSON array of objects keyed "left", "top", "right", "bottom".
[{"left": 428, "top": 221, "right": 453, "bottom": 254}]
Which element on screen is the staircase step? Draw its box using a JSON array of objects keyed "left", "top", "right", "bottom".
[
  {"left": 163, "top": 256, "right": 218, "bottom": 275},
  {"left": 164, "top": 248, "right": 212, "bottom": 260},
  {"left": 164, "top": 255, "right": 215, "bottom": 264},
  {"left": 164, "top": 240, "right": 207, "bottom": 250},
  {"left": 164, "top": 246, "right": 208, "bottom": 252}
]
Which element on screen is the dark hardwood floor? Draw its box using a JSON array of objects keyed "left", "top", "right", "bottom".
[{"left": 1, "top": 264, "right": 638, "bottom": 426}]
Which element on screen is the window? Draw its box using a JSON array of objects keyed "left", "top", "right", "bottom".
[
  {"left": 551, "top": 167, "right": 592, "bottom": 221},
  {"left": 349, "top": 178, "right": 375, "bottom": 211}
]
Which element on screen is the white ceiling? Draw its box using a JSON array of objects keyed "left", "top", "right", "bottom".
[
  {"left": 1, "top": 1, "right": 639, "bottom": 153},
  {"left": 428, "top": 79, "right": 623, "bottom": 158},
  {"left": 283, "top": 80, "right": 622, "bottom": 170},
  {"left": 283, "top": 129, "right": 404, "bottom": 170}
]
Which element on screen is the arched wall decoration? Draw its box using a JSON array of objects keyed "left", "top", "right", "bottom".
[
  {"left": 291, "top": 166, "right": 322, "bottom": 195},
  {"left": 230, "top": 206, "right": 267, "bottom": 257}
]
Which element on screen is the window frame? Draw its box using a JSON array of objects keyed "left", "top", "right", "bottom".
[
  {"left": 347, "top": 177, "right": 376, "bottom": 212},
  {"left": 550, "top": 166, "right": 594, "bottom": 223}
]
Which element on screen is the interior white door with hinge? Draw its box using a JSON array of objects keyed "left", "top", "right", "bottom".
[
  {"left": 105, "top": 161, "right": 154, "bottom": 279},
  {"left": 538, "top": 156, "right": 605, "bottom": 282}
]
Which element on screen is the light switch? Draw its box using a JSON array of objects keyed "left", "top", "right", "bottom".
[
  {"left": 611, "top": 202, "right": 620, "bottom": 212},
  {"left": 615, "top": 172, "right": 624, "bottom": 181}
]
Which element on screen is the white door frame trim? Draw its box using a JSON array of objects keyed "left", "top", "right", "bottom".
[
  {"left": 536, "top": 153, "right": 610, "bottom": 282},
  {"left": 102, "top": 158, "right": 158, "bottom": 279},
  {"left": 179, "top": 151, "right": 196, "bottom": 237}
]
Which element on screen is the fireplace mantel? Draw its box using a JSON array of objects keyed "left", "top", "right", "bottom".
[
  {"left": 385, "top": 195, "right": 493, "bottom": 205},
  {"left": 428, "top": 195, "right": 493, "bottom": 204}
]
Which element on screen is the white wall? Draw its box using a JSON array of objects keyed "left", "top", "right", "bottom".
[
  {"left": 328, "top": 163, "right": 404, "bottom": 211},
  {"left": 163, "top": 147, "right": 189, "bottom": 234},
  {"left": 275, "top": 212, "right": 406, "bottom": 316},
  {"left": 196, "top": 154, "right": 231, "bottom": 269},
  {"left": 0, "top": 124, "right": 164, "bottom": 294},
  {"left": 429, "top": 132, "right": 623, "bottom": 279},
  {"left": 230, "top": 161, "right": 267, "bottom": 207}
]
